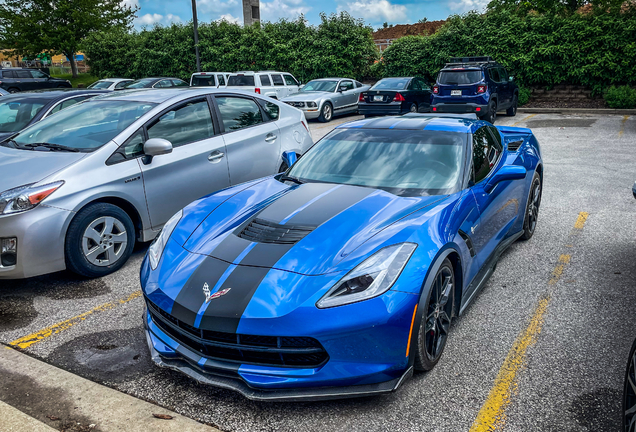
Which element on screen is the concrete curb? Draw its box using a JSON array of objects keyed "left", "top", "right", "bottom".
[
  {"left": 517, "top": 107, "right": 636, "bottom": 115},
  {"left": 0, "top": 400, "right": 57, "bottom": 432},
  {"left": 0, "top": 346, "right": 220, "bottom": 432}
]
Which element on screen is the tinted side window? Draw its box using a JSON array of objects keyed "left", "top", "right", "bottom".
[
  {"left": 155, "top": 80, "right": 172, "bottom": 88},
  {"left": 259, "top": 74, "right": 271, "bottom": 86},
  {"left": 340, "top": 80, "right": 354, "bottom": 91},
  {"left": 172, "top": 79, "right": 188, "bottom": 87},
  {"left": 30, "top": 70, "right": 48, "bottom": 79},
  {"left": 48, "top": 96, "right": 91, "bottom": 116},
  {"left": 498, "top": 68, "right": 508, "bottom": 82},
  {"left": 114, "top": 81, "right": 130, "bottom": 89},
  {"left": 16, "top": 71, "right": 32, "bottom": 79},
  {"left": 488, "top": 68, "right": 501, "bottom": 83},
  {"left": 487, "top": 126, "right": 503, "bottom": 151},
  {"left": 216, "top": 96, "right": 263, "bottom": 131},
  {"left": 217, "top": 75, "right": 225, "bottom": 86},
  {"left": 147, "top": 99, "right": 215, "bottom": 147},
  {"left": 355, "top": 81, "right": 363, "bottom": 88},
  {"left": 257, "top": 99, "right": 280, "bottom": 121},
  {"left": 283, "top": 74, "right": 299, "bottom": 86},
  {"left": 418, "top": 78, "right": 431, "bottom": 90},
  {"left": 472, "top": 127, "right": 501, "bottom": 184},
  {"left": 1, "top": 71, "right": 15, "bottom": 78},
  {"left": 271, "top": 75, "right": 284, "bottom": 86}
]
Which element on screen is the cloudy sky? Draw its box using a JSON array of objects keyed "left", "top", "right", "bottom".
[{"left": 128, "top": 0, "right": 489, "bottom": 29}]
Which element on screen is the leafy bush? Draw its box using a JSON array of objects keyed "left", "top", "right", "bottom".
[
  {"left": 604, "top": 85, "right": 636, "bottom": 108},
  {"left": 382, "top": 11, "right": 636, "bottom": 93},
  {"left": 518, "top": 86, "right": 532, "bottom": 106},
  {"left": 83, "top": 13, "right": 377, "bottom": 82}
]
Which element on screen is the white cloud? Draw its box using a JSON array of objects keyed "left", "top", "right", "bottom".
[
  {"left": 260, "top": 0, "right": 311, "bottom": 21},
  {"left": 136, "top": 13, "right": 182, "bottom": 26},
  {"left": 340, "top": 0, "right": 407, "bottom": 22},
  {"left": 198, "top": 0, "right": 239, "bottom": 14},
  {"left": 449, "top": 0, "right": 489, "bottom": 12},
  {"left": 120, "top": 0, "right": 139, "bottom": 9},
  {"left": 217, "top": 13, "right": 241, "bottom": 23}
]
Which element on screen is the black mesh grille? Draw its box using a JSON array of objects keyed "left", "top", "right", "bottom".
[
  {"left": 148, "top": 300, "right": 328, "bottom": 368},
  {"left": 507, "top": 139, "right": 523, "bottom": 151},
  {"left": 238, "top": 218, "right": 313, "bottom": 244}
]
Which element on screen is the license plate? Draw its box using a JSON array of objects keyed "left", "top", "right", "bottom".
[
  {"left": 451, "top": 90, "right": 462, "bottom": 96},
  {"left": 373, "top": 95, "right": 384, "bottom": 102}
]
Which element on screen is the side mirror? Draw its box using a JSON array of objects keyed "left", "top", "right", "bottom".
[
  {"left": 484, "top": 165, "right": 526, "bottom": 193},
  {"left": 509, "top": 76, "right": 514, "bottom": 81},
  {"left": 143, "top": 138, "right": 173, "bottom": 164},
  {"left": 282, "top": 151, "right": 298, "bottom": 169},
  {"left": 337, "top": 87, "right": 344, "bottom": 93}
]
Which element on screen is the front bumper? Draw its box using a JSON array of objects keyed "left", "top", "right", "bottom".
[
  {"left": 358, "top": 102, "right": 407, "bottom": 116},
  {"left": 431, "top": 102, "right": 488, "bottom": 115},
  {"left": 0, "top": 204, "right": 71, "bottom": 279}
]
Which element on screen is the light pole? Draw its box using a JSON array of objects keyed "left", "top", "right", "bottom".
[{"left": 191, "top": 0, "right": 201, "bottom": 72}]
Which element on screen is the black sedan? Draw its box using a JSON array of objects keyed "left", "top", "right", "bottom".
[
  {"left": 358, "top": 77, "right": 433, "bottom": 118},
  {"left": 121, "top": 77, "right": 188, "bottom": 89},
  {"left": 0, "top": 89, "right": 109, "bottom": 142}
]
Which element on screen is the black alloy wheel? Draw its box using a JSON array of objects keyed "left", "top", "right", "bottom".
[
  {"left": 507, "top": 94, "right": 518, "bottom": 116},
  {"left": 414, "top": 258, "right": 454, "bottom": 371},
  {"left": 485, "top": 100, "right": 497, "bottom": 124},
  {"left": 623, "top": 338, "right": 636, "bottom": 432},
  {"left": 521, "top": 172, "right": 542, "bottom": 240}
]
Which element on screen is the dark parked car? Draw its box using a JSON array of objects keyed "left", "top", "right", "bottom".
[
  {"left": 0, "top": 89, "right": 109, "bottom": 142},
  {"left": 122, "top": 77, "right": 188, "bottom": 89},
  {"left": 358, "top": 77, "right": 432, "bottom": 118},
  {"left": 0, "top": 68, "right": 72, "bottom": 93},
  {"left": 431, "top": 56, "right": 519, "bottom": 124}
]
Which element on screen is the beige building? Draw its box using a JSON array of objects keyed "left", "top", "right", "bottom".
[{"left": 243, "top": 0, "right": 260, "bottom": 26}]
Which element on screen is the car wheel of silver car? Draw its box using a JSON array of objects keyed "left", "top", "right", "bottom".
[
  {"left": 520, "top": 172, "right": 542, "bottom": 241},
  {"left": 65, "top": 203, "right": 135, "bottom": 278},
  {"left": 410, "top": 102, "right": 418, "bottom": 113},
  {"left": 318, "top": 102, "right": 333, "bottom": 123},
  {"left": 414, "top": 258, "right": 454, "bottom": 372}
]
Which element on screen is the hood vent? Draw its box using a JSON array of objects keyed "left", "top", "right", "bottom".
[
  {"left": 238, "top": 218, "right": 314, "bottom": 245},
  {"left": 507, "top": 139, "right": 524, "bottom": 151}
]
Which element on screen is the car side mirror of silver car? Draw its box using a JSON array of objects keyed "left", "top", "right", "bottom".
[{"left": 142, "top": 138, "right": 173, "bottom": 164}]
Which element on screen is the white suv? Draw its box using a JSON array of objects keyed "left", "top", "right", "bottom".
[{"left": 226, "top": 71, "right": 301, "bottom": 99}]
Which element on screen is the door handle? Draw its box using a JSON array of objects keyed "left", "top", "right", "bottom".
[
  {"left": 208, "top": 151, "right": 224, "bottom": 163},
  {"left": 265, "top": 134, "right": 277, "bottom": 143}
]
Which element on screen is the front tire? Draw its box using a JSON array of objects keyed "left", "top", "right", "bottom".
[
  {"left": 507, "top": 94, "right": 518, "bottom": 116},
  {"left": 8, "top": 87, "right": 19, "bottom": 94},
  {"left": 65, "top": 203, "right": 135, "bottom": 278},
  {"left": 414, "top": 258, "right": 454, "bottom": 372},
  {"left": 318, "top": 102, "right": 333, "bottom": 123},
  {"left": 520, "top": 172, "right": 542, "bottom": 240}
]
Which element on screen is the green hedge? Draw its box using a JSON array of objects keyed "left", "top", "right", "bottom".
[
  {"left": 82, "top": 13, "right": 378, "bottom": 82},
  {"left": 604, "top": 85, "right": 636, "bottom": 108},
  {"left": 382, "top": 11, "right": 636, "bottom": 93}
]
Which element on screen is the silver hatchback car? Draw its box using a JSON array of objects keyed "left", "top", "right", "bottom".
[{"left": 0, "top": 88, "right": 313, "bottom": 279}]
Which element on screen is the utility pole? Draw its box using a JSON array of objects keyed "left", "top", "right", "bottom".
[{"left": 191, "top": 0, "right": 201, "bottom": 72}]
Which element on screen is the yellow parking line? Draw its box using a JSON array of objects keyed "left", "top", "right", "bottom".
[
  {"left": 619, "top": 115, "right": 629, "bottom": 138},
  {"left": 511, "top": 114, "right": 537, "bottom": 127},
  {"left": 469, "top": 212, "right": 588, "bottom": 431},
  {"left": 10, "top": 291, "right": 142, "bottom": 349}
]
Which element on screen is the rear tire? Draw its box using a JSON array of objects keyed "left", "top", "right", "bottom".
[
  {"left": 484, "top": 100, "right": 497, "bottom": 124},
  {"left": 65, "top": 203, "right": 135, "bottom": 278},
  {"left": 318, "top": 102, "right": 333, "bottom": 123},
  {"left": 520, "top": 172, "right": 542, "bottom": 240},
  {"left": 507, "top": 95, "right": 518, "bottom": 116},
  {"left": 409, "top": 102, "right": 418, "bottom": 113},
  {"left": 8, "top": 88, "right": 19, "bottom": 94}
]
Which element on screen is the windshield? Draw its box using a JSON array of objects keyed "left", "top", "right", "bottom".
[
  {"left": 124, "top": 79, "right": 156, "bottom": 89},
  {"left": 287, "top": 129, "right": 466, "bottom": 196},
  {"left": 438, "top": 70, "right": 483, "bottom": 85},
  {"left": 301, "top": 80, "right": 338, "bottom": 92},
  {"left": 371, "top": 78, "right": 410, "bottom": 91},
  {"left": 192, "top": 75, "right": 214, "bottom": 86},
  {"left": 227, "top": 75, "right": 255, "bottom": 86},
  {"left": 0, "top": 98, "right": 48, "bottom": 132},
  {"left": 10, "top": 100, "right": 156, "bottom": 151},
  {"left": 88, "top": 81, "right": 114, "bottom": 89}
]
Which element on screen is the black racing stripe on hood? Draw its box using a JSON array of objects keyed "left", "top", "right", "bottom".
[
  {"left": 199, "top": 265, "right": 273, "bottom": 333},
  {"left": 256, "top": 182, "right": 337, "bottom": 222},
  {"left": 209, "top": 232, "right": 254, "bottom": 263}
]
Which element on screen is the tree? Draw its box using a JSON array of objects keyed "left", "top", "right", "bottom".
[
  {"left": 486, "top": 0, "right": 625, "bottom": 15},
  {"left": 0, "top": 0, "right": 136, "bottom": 77}
]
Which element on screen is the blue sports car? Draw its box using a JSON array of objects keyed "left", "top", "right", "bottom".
[{"left": 140, "top": 113, "right": 543, "bottom": 401}]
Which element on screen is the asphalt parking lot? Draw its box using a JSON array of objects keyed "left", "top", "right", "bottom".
[{"left": 1, "top": 112, "right": 635, "bottom": 432}]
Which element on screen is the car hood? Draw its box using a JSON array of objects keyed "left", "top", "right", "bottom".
[
  {"left": 180, "top": 178, "right": 445, "bottom": 276},
  {"left": 282, "top": 92, "right": 332, "bottom": 102},
  {"left": 0, "top": 146, "right": 86, "bottom": 191}
]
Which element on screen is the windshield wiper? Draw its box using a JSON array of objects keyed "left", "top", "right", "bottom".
[
  {"left": 279, "top": 174, "right": 304, "bottom": 185},
  {"left": 0, "top": 139, "right": 19, "bottom": 149},
  {"left": 22, "top": 143, "right": 80, "bottom": 152}
]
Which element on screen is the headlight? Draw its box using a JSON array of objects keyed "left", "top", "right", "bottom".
[
  {"left": 307, "top": 101, "right": 317, "bottom": 108},
  {"left": 148, "top": 209, "right": 183, "bottom": 270},
  {"left": 316, "top": 243, "right": 417, "bottom": 309},
  {"left": 0, "top": 181, "right": 64, "bottom": 215}
]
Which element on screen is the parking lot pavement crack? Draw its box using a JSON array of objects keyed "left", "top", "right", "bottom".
[{"left": 469, "top": 211, "right": 590, "bottom": 432}]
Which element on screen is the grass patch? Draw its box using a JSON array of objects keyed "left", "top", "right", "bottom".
[{"left": 51, "top": 73, "right": 99, "bottom": 88}]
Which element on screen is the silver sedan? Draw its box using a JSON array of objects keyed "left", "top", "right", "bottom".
[
  {"left": 281, "top": 78, "right": 370, "bottom": 123},
  {"left": 0, "top": 88, "right": 313, "bottom": 279}
]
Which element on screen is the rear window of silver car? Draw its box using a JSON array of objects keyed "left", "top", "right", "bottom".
[{"left": 12, "top": 100, "right": 156, "bottom": 151}]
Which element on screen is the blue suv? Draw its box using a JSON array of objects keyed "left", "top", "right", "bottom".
[{"left": 430, "top": 56, "right": 518, "bottom": 124}]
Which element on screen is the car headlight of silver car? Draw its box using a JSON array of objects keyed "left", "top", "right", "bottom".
[
  {"left": 316, "top": 243, "right": 417, "bottom": 309},
  {"left": 148, "top": 209, "right": 183, "bottom": 270},
  {"left": 307, "top": 101, "right": 317, "bottom": 108},
  {"left": 0, "top": 181, "right": 64, "bottom": 215}
]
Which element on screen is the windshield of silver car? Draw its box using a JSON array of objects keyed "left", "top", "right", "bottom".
[
  {"left": 0, "top": 98, "right": 47, "bottom": 132},
  {"left": 286, "top": 129, "right": 466, "bottom": 197},
  {"left": 6, "top": 100, "right": 156, "bottom": 152},
  {"left": 301, "top": 80, "right": 339, "bottom": 93}
]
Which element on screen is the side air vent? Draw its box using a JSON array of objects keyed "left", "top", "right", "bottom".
[
  {"left": 238, "top": 218, "right": 314, "bottom": 244},
  {"left": 458, "top": 229, "right": 476, "bottom": 257},
  {"left": 507, "top": 140, "right": 524, "bottom": 151}
]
